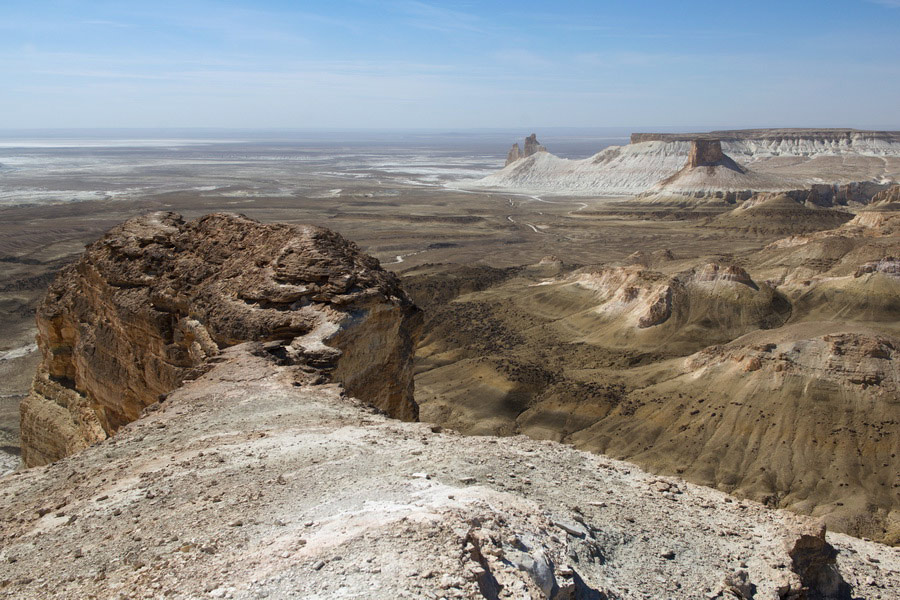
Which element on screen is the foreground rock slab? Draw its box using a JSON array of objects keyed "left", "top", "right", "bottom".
[{"left": 1, "top": 347, "right": 897, "bottom": 599}]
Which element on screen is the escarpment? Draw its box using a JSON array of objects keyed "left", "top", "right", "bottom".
[{"left": 20, "top": 212, "right": 421, "bottom": 466}]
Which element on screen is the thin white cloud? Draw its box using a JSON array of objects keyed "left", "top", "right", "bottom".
[
  {"left": 81, "top": 20, "right": 133, "bottom": 28},
  {"left": 382, "top": 0, "right": 488, "bottom": 34},
  {"left": 493, "top": 49, "right": 554, "bottom": 69}
]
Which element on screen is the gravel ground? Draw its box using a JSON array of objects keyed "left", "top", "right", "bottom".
[{"left": 1, "top": 345, "right": 898, "bottom": 599}]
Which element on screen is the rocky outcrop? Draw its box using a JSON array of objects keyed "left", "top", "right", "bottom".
[
  {"left": 19, "top": 212, "right": 421, "bottom": 467},
  {"left": 693, "top": 263, "right": 756, "bottom": 287},
  {"left": 505, "top": 143, "right": 522, "bottom": 166},
  {"left": 688, "top": 139, "right": 727, "bottom": 168},
  {"left": 524, "top": 133, "right": 547, "bottom": 158},
  {"left": 504, "top": 134, "right": 547, "bottom": 166},
  {"left": 871, "top": 184, "right": 900, "bottom": 207}
]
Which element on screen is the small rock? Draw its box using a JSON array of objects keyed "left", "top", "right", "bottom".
[{"left": 553, "top": 517, "right": 588, "bottom": 538}]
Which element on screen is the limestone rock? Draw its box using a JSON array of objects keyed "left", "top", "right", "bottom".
[
  {"left": 693, "top": 263, "right": 756, "bottom": 287},
  {"left": 524, "top": 133, "right": 548, "bottom": 158},
  {"left": 504, "top": 134, "right": 548, "bottom": 167},
  {"left": 689, "top": 139, "right": 727, "bottom": 168},
  {"left": 506, "top": 143, "right": 523, "bottom": 166},
  {"left": 20, "top": 212, "right": 421, "bottom": 466},
  {"left": 783, "top": 521, "right": 851, "bottom": 599}
]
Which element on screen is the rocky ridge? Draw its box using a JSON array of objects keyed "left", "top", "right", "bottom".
[
  {"left": 2, "top": 344, "right": 898, "bottom": 599},
  {"left": 20, "top": 212, "right": 421, "bottom": 467}
]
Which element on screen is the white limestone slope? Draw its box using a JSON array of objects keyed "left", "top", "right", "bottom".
[{"left": 463, "top": 136, "right": 900, "bottom": 197}]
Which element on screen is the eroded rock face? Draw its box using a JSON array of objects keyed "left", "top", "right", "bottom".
[
  {"left": 506, "top": 143, "right": 523, "bottom": 166},
  {"left": 524, "top": 133, "right": 547, "bottom": 158},
  {"left": 504, "top": 134, "right": 548, "bottom": 166},
  {"left": 871, "top": 183, "right": 900, "bottom": 207},
  {"left": 688, "top": 139, "right": 726, "bottom": 167},
  {"left": 20, "top": 212, "right": 421, "bottom": 466}
]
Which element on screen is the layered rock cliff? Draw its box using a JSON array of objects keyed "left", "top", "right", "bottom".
[
  {"left": 467, "top": 129, "right": 900, "bottom": 198},
  {"left": 20, "top": 212, "right": 421, "bottom": 467}
]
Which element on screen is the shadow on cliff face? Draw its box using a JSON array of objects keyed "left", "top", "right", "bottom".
[{"left": 20, "top": 212, "right": 422, "bottom": 467}]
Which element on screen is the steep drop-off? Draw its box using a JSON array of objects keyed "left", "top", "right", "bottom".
[{"left": 20, "top": 212, "right": 421, "bottom": 467}]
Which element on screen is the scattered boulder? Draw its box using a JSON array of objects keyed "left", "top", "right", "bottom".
[{"left": 783, "top": 521, "right": 851, "bottom": 599}]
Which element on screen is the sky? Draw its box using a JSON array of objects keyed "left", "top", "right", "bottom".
[{"left": 1, "top": 0, "right": 899, "bottom": 131}]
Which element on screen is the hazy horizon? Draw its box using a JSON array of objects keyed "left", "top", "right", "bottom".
[{"left": 2, "top": 1, "right": 899, "bottom": 130}]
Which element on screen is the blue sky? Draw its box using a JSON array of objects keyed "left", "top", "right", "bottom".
[{"left": 1, "top": 1, "right": 898, "bottom": 130}]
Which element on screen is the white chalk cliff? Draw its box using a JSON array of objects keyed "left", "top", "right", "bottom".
[{"left": 465, "top": 130, "right": 900, "bottom": 198}]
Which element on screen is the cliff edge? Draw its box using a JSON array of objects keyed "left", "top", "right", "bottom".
[
  {"left": 3, "top": 344, "right": 896, "bottom": 599},
  {"left": 20, "top": 212, "right": 421, "bottom": 467}
]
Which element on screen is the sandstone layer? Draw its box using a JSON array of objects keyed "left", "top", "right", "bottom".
[
  {"left": 2, "top": 344, "right": 897, "bottom": 599},
  {"left": 20, "top": 212, "right": 421, "bottom": 467}
]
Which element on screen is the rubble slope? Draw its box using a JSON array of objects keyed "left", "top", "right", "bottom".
[{"left": 2, "top": 345, "right": 897, "bottom": 599}]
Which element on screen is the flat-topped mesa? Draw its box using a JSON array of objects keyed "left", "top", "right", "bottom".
[
  {"left": 631, "top": 128, "right": 900, "bottom": 144},
  {"left": 20, "top": 212, "right": 422, "bottom": 466}
]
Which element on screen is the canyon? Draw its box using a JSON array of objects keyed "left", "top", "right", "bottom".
[{"left": 2, "top": 213, "right": 899, "bottom": 599}]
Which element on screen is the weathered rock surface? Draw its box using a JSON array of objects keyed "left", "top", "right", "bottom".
[
  {"left": 506, "top": 143, "right": 523, "bottom": 166},
  {"left": 687, "top": 139, "right": 733, "bottom": 169},
  {"left": 505, "top": 134, "right": 548, "bottom": 167},
  {"left": 705, "top": 193, "right": 853, "bottom": 235},
  {"left": 2, "top": 345, "right": 896, "bottom": 599},
  {"left": 871, "top": 184, "right": 900, "bottom": 208},
  {"left": 20, "top": 212, "right": 421, "bottom": 467},
  {"left": 524, "top": 133, "right": 547, "bottom": 158},
  {"left": 415, "top": 203, "right": 900, "bottom": 543}
]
